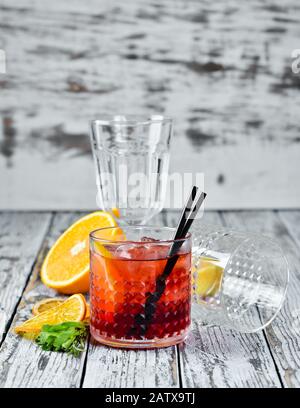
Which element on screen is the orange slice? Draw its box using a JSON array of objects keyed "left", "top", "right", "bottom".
[
  {"left": 32, "top": 298, "right": 90, "bottom": 321},
  {"left": 111, "top": 207, "right": 120, "bottom": 218},
  {"left": 41, "top": 211, "right": 119, "bottom": 294},
  {"left": 15, "top": 294, "right": 86, "bottom": 334},
  {"left": 84, "top": 304, "right": 90, "bottom": 322},
  {"left": 32, "top": 298, "right": 64, "bottom": 315},
  {"left": 32, "top": 297, "right": 90, "bottom": 321}
]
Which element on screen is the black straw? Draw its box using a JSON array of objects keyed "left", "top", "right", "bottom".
[{"left": 128, "top": 187, "right": 207, "bottom": 337}]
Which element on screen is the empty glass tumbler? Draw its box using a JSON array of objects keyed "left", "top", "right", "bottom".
[
  {"left": 191, "top": 224, "right": 289, "bottom": 333},
  {"left": 90, "top": 115, "right": 172, "bottom": 225}
]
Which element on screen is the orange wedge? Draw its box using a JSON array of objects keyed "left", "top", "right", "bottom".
[
  {"left": 41, "top": 211, "right": 120, "bottom": 294},
  {"left": 15, "top": 294, "right": 86, "bottom": 334}
]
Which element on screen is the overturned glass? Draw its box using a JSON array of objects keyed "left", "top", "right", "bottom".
[{"left": 192, "top": 224, "right": 289, "bottom": 333}]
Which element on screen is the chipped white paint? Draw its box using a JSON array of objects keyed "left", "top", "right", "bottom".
[
  {"left": 0, "top": 310, "right": 7, "bottom": 340},
  {"left": 223, "top": 210, "right": 300, "bottom": 387},
  {"left": 1, "top": 1, "right": 300, "bottom": 210},
  {"left": 0, "top": 212, "right": 51, "bottom": 343},
  {"left": 82, "top": 340, "right": 179, "bottom": 388},
  {"left": 180, "top": 321, "right": 281, "bottom": 388}
]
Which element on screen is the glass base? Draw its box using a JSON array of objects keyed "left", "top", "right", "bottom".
[{"left": 90, "top": 327, "right": 189, "bottom": 349}]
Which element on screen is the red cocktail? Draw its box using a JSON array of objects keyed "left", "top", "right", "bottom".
[{"left": 90, "top": 226, "right": 191, "bottom": 348}]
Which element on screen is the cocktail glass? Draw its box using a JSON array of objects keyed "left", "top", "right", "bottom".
[{"left": 89, "top": 226, "right": 192, "bottom": 348}]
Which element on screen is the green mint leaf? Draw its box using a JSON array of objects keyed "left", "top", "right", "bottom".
[{"left": 36, "top": 322, "right": 88, "bottom": 356}]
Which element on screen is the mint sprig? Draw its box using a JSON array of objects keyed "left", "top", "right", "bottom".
[{"left": 36, "top": 322, "right": 88, "bottom": 357}]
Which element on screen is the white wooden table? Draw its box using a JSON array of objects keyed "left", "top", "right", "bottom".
[{"left": 0, "top": 210, "right": 300, "bottom": 388}]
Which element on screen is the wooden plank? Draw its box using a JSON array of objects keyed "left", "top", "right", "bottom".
[
  {"left": 0, "top": 212, "right": 52, "bottom": 343},
  {"left": 279, "top": 211, "right": 300, "bottom": 245},
  {"left": 82, "top": 212, "right": 179, "bottom": 388},
  {"left": 169, "top": 211, "right": 281, "bottom": 388},
  {"left": 83, "top": 339, "right": 179, "bottom": 388},
  {"left": 223, "top": 210, "right": 300, "bottom": 388},
  {"left": 0, "top": 212, "right": 89, "bottom": 388}
]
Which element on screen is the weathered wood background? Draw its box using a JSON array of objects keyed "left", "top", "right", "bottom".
[{"left": 0, "top": 0, "right": 300, "bottom": 210}]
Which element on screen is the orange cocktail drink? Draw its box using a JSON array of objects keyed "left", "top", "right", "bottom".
[{"left": 89, "top": 226, "right": 192, "bottom": 348}]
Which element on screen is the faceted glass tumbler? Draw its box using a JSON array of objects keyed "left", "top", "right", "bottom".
[
  {"left": 89, "top": 226, "right": 192, "bottom": 349},
  {"left": 90, "top": 115, "right": 172, "bottom": 225},
  {"left": 191, "top": 224, "right": 289, "bottom": 333}
]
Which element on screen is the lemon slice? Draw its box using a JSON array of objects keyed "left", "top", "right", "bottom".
[
  {"left": 194, "top": 262, "right": 223, "bottom": 297},
  {"left": 32, "top": 298, "right": 64, "bottom": 315}
]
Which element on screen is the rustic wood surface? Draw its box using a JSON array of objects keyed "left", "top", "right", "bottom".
[
  {"left": 1, "top": 0, "right": 300, "bottom": 210},
  {"left": 0, "top": 212, "right": 51, "bottom": 343},
  {"left": 0, "top": 210, "right": 299, "bottom": 388},
  {"left": 223, "top": 210, "right": 300, "bottom": 388}
]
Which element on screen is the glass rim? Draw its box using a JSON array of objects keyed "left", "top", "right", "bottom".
[
  {"left": 89, "top": 225, "right": 191, "bottom": 245},
  {"left": 91, "top": 115, "right": 173, "bottom": 127}
]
